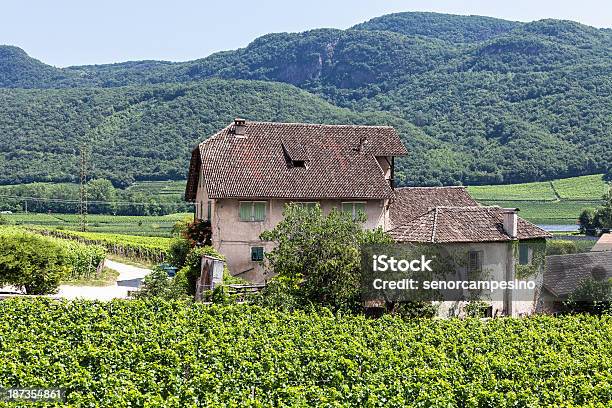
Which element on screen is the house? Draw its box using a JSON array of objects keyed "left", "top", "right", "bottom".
[
  {"left": 387, "top": 188, "right": 552, "bottom": 317},
  {"left": 185, "top": 119, "right": 407, "bottom": 281},
  {"left": 591, "top": 233, "right": 612, "bottom": 252},
  {"left": 543, "top": 251, "right": 612, "bottom": 313}
]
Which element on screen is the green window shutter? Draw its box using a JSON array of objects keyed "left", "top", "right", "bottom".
[
  {"left": 354, "top": 203, "right": 366, "bottom": 217},
  {"left": 251, "top": 247, "right": 264, "bottom": 261},
  {"left": 239, "top": 202, "right": 251, "bottom": 221},
  {"left": 253, "top": 202, "right": 266, "bottom": 221},
  {"left": 519, "top": 244, "right": 529, "bottom": 265}
]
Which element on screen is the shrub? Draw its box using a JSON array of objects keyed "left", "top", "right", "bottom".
[
  {"left": 182, "top": 219, "right": 212, "bottom": 247},
  {"left": 167, "top": 237, "right": 191, "bottom": 269},
  {"left": 546, "top": 240, "right": 579, "bottom": 255},
  {"left": 564, "top": 277, "right": 612, "bottom": 315},
  {"left": 0, "top": 232, "right": 71, "bottom": 294},
  {"left": 579, "top": 208, "right": 599, "bottom": 235},
  {"left": 133, "top": 267, "right": 187, "bottom": 300}
]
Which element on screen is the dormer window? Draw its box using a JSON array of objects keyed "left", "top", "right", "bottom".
[{"left": 281, "top": 140, "right": 309, "bottom": 169}]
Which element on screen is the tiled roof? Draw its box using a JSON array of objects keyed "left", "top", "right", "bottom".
[
  {"left": 389, "top": 186, "right": 478, "bottom": 227},
  {"left": 545, "top": 251, "right": 612, "bottom": 297},
  {"left": 185, "top": 120, "right": 407, "bottom": 200},
  {"left": 592, "top": 233, "right": 612, "bottom": 252},
  {"left": 388, "top": 206, "right": 552, "bottom": 243}
]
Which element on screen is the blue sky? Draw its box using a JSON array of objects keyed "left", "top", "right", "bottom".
[{"left": 3, "top": 0, "right": 611, "bottom": 67}]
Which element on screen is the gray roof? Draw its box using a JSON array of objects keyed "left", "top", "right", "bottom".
[{"left": 544, "top": 251, "right": 612, "bottom": 298}]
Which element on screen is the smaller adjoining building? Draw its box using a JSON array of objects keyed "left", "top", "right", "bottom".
[
  {"left": 387, "top": 187, "right": 552, "bottom": 317},
  {"left": 543, "top": 251, "right": 612, "bottom": 313},
  {"left": 591, "top": 233, "right": 612, "bottom": 252}
]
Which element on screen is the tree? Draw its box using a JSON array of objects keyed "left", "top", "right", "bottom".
[
  {"left": 87, "top": 179, "right": 118, "bottom": 214},
  {"left": 260, "top": 204, "right": 392, "bottom": 311},
  {"left": 604, "top": 165, "right": 612, "bottom": 183},
  {"left": 594, "top": 191, "right": 612, "bottom": 229},
  {"left": 578, "top": 208, "right": 600, "bottom": 235},
  {"left": 0, "top": 232, "right": 70, "bottom": 294}
]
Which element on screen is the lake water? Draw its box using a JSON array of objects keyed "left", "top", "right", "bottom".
[{"left": 537, "top": 224, "right": 580, "bottom": 232}]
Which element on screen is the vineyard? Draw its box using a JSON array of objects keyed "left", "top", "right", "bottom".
[
  {"left": 468, "top": 174, "right": 609, "bottom": 226},
  {"left": 32, "top": 228, "right": 172, "bottom": 264},
  {"left": 1, "top": 212, "right": 191, "bottom": 237},
  {"left": 0, "top": 299, "right": 609, "bottom": 407}
]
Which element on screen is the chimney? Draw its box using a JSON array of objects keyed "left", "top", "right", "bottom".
[
  {"left": 233, "top": 118, "right": 246, "bottom": 137},
  {"left": 356, "top": 136, "right": 368, "bottom": 153},
  {"left": 502, "top": 208, "right": 519, "bottom": 239}
]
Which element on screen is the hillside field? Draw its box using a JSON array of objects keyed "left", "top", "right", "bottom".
[
  {"left": 468, "top": 174, "right": 609, "bottom": 225},
  {"left": 1, "top": 212, "right": 191, "bottom": 236}
]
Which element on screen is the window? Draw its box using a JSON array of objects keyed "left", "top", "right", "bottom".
[
  {"left": 341, "top": 202, "right": 366, "bottom": 220},
  {"left": 207, "top": 201, "right": 212, "bottom": 221},
  {"left": 519, "top": 244, "right": 531, "bottom": 265},
  {"left": 467, "top": 251, "right": 483, "bottom": 275},
  {"left": 239, "top": 201, "right": 266, "bottom": 221},
  {"left": 251, "top": 246, "right": 264, "bottom": 261},
  {"left": 294, "top": 202, "right": 318, "bottom": 210}
]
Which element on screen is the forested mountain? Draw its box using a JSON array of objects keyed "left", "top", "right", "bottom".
[{"left": 0, "top": 12, "right": 610, "bottom": 186}]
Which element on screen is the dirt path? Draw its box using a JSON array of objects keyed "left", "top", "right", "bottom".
[{"left": 56, "top": 259, "right": 152, "bottom": 301}]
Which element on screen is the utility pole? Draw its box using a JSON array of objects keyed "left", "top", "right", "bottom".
[{"left": 79, "top": 145, "right": 88, "bottom": 231}]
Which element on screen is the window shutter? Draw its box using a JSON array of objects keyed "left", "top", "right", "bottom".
[
  {"left": 354, "top": 203, "right": 366, "bottom": 215},
  {"left": 468, "top": 251, "right": 482, "bottom": 274},
  {"left": 251, "top": 247, "right": 264, "bottom": 261},
  {"left": 239, "top": 202, "right": 251, "bottom": 221},
  {"left": 253, "top": 202, "right": 266, "bottom": 221},
  {"left": 519, "top": 244, "right": 529, "bottom": 265}
]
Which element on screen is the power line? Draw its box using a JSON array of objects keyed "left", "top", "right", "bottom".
[{"left": 79, "top": 146, "right": 88, "bottom": 231}]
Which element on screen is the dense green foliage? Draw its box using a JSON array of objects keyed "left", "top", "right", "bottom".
[
  {"left": 0, "top": 227, "right": 106, "bottom": 287},
  {"left": 0, "top": 299, "right": 611, "bottom": 406},
  {"left": 31, "top": 229, "right": 171, "bottom": 263},
  {"left": 546, "top": 240, "right": 580, "bottom": 255},
  {"left": 0, "top": 229, "right": 70, "bottom": 294},
  {"left": 259, "top": 204, "right": 392, "bottom": 312},
  {"left": 0, "top": 12, "right": 610, "bottom": 186},
  {"left": 0, "top": 79, "right": 423, "bottom": 187},
  {"left": 564, "top": 278, "right": 612, "bottom": 315},
  {"left": 0, "top": 179, "right": 191, "bottom": 215},
  {"left": 579, "top": 192, "right": 612, "bottom": 234}
]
